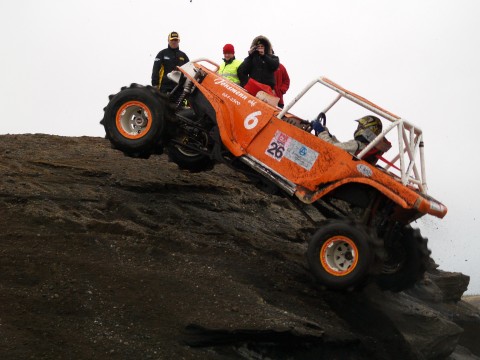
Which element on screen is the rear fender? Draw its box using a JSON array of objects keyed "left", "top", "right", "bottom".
[
  {"left": 296, "top": 179, "right": 447, "bottom": 219},
  {"left": 296, "top": 178, "right": 408, "bottom": 208}
]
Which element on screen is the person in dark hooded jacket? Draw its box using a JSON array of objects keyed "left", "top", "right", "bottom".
[
  {"left": 151, "top": 31, "right": 189, "bottom": 93},
  {"left": 238, "top": 35, "right": 279, "bottom": 91}
]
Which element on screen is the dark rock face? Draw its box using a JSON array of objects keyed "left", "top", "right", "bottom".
[{"left": 0, "top": 134, "right": 479, "bottom": 359}]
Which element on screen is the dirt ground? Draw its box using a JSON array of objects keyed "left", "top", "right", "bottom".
[
  {"left": 463, "top": 295, "right": 480, "bottom": 309},
  {"left": 0, "top": 134, "right": 477, "bottom": 360}
]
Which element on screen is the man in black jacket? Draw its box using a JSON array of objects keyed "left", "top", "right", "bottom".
[
  {"left": 238, "top": 35, "right": 279, "bottom": 91},
  {"left": 151, "top": 31, "right": 189, "bottom": 93}
]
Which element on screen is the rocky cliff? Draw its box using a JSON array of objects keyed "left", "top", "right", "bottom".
[{"left": 1, "top": 134, "right": 479, "bottom": 359}]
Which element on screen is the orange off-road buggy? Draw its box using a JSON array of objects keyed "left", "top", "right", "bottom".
[{"left": 101, "top": 59, "right": 447, "bottom": 291}]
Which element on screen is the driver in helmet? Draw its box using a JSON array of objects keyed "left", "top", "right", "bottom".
[{"left": 312, "top": 115, "right": 386, "bottom": 162}]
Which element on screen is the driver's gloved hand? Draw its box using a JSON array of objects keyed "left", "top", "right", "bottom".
[{"left": 311, "top": 120, "right": 325, "bottom": 133}]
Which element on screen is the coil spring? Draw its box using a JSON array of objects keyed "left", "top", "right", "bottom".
[{"left": 175, "top": 80, "right": 194, "bottom": 109}]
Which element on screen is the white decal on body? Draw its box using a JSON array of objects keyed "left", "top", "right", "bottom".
[
  {"left": 222, "top": 92, "right": 240, "bottom": 106},
  {"left": 430, "top": 201, "right": 442, "bottom": 212},
  {"left": 284, "top": 139, "right": 318, "bottom": 171},
  {"left": 356, "top": 164, "right": 372, "bottom": 177},
  {"left": 266, "top": 130, "right": 291, "bottom": 161},
  {"left": 244, "top": 111, "right": 262, "bottom": 130},
  {"left": 214, "top": 78, "right": 248, "bottom": 100}
]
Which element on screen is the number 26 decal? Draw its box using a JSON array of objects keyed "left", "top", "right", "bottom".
[
  {"left": 244, "top": 111, "right": 262, "bottom": 130},
  {"left": 267, "top": 142, "right": 285, "bottom": 159}
]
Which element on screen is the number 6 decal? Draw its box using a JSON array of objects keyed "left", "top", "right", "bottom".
[{"left": 244, "top": 111, "right": 262, "bottom": 130}]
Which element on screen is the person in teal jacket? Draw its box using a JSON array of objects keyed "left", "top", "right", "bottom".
[{"left": 218, "top": 44, "right": 242, "bottom": 85}]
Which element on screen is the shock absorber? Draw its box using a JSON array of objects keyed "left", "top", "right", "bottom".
[
  {"left": 175, "top": 79, "right": 194, "bottom": 109},
  {"left": 175, "top": 68, "right": 205, "bottom": 109}
]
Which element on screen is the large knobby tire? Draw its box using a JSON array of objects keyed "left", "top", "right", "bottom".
[
  {"left": 102, "top": 84, "right": 171, "bottom": 158},
  {"left": 376, "top": 225, "right": 430, "bottom": 292},
  {"left": 167, "top": 145, "right": 214, "bottom": 172},
  {"left": 167, "top": 128, "right": 214, "bottom": 173},
  {"left": 306, "top": 219, "right": 376, "bottom": 291}
]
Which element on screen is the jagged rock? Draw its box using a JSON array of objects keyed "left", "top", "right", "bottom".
[
  {"left": 429, "top": 299, "right": 480, "bottom": 357},
  {"left": 1, "top": 134, "right": 479, "bottom": 359},
  {"left": 432, "top": 271, "right": 470, "bottom": 302},
  {"left": 449, "top": 345, "right": 480, "bottom": 360},
  {"left": 369, "top": 285, "right": 463, "bottom": 359},
  {"left": 407, "top": 270, "right": 480, "bottom": 357}
]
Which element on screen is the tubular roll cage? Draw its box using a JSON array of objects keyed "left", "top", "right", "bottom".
[{"left": 278, "top": 77, "right": 428, "bottom": 194}]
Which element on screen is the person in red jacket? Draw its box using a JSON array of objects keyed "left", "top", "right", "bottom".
[{"left": 274, "top": 63, "right": 290, "bottom": 108}]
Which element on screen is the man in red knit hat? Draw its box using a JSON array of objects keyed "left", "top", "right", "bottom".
[{"left": 218, "top": 44, "right": 242, "bottom": 85}]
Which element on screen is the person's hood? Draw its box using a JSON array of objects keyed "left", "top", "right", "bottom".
[{"left": 250, "top": 35, "right": 273, "bottom": 55}]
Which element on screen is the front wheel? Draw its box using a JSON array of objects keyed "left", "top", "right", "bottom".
[
  {"left": 306, "top": 219, "right": 376, "bottom": 291},
  {"left": 102, "top": 84, "right": 172, "bottom": 158}
]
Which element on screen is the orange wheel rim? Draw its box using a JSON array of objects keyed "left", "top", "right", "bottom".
[
  {"left": 115, "top": 101, "right": 152, "bottom": 139},
  {"left": 320, "top": 236, "right": 359, "bottom": 276}
]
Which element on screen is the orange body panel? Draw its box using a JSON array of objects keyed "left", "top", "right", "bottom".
[
  {"left": 184, "top": 65, "right": 447, "bottom": 219},
  {"left": 197, "top": 73, "right": 276, "bottom": 156}
]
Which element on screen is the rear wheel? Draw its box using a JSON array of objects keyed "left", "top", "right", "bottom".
[
  {"left": 377, "top": 225, "right": 430, "bottom": 292},
  {"left": 102, "top": 84, "right": 171, "bottom": 158},
  {"left": 306, "top": 219, "right": 376, "bottom": 290}
]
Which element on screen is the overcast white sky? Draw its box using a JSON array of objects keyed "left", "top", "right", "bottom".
[{"left": 2, "top": 0, "right": 480, "bottom": 293}]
